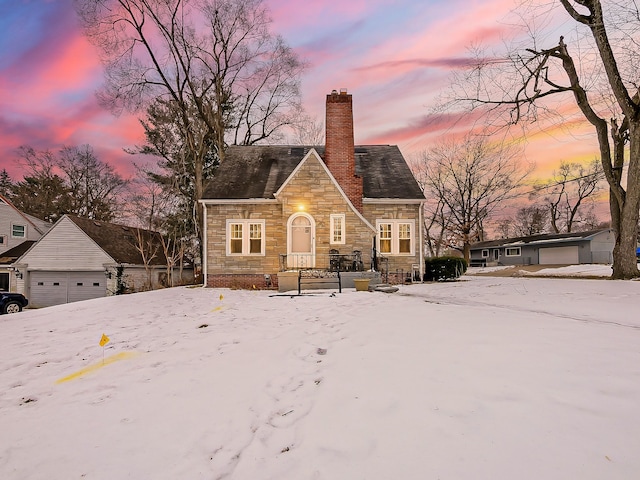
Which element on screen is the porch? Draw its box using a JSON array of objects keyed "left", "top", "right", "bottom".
[
  {"left": 279, "top": 250, "right": 371, "bottom": 273},
  {"left": 276, "top": 251, "right": 419, "bottom": 292}
]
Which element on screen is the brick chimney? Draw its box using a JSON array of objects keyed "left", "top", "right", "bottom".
[{"left": 324, "top": 89, "right": 363, "bottom": 211}]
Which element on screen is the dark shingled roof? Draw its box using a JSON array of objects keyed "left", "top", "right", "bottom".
[
  {"left": 0, "top": 241, "right": 37, "bottom": 264},
  {"left": 67, "top": 215, "right": 168, "bottom": 266},
  {"left": 203, "top": 145, "right": 425, "bottom": 200},
  {"left": 470, "top": 229, "right": 610, "bottom": 249}
]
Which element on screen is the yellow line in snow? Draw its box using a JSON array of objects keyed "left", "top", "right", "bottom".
[{"left": 55, "top": 351, "right": 140, "bottom": 384}]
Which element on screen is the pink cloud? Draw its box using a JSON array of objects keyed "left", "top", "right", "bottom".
[
  {"left": 0, "top": 0, "right": 606, "bottom": 192},
  {"left": 1, "top": 34, "right": 101, "bottom": 111}
]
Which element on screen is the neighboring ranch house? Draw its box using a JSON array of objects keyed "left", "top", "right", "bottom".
[
  {"left": 0, "top": 194, "right": 51, "bottom": 292},
  {"left": 200, "top": 90, "right": 426, "bottom": 290},
  {"left": 469, "top": 229, "right": 615, "bottom": 267},
  {"left": 13, "top": 215, "right": 194, "bottom": 308}
]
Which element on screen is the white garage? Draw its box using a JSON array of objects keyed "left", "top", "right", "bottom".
[
  {"left": 29, "top": 271, "right": 106, "bottom": 308},
  {"left": 12, "top": 215, "right": 184, "bottom": 309},
  {"left": 539, "top": 245, "right": 580, "bottom": 265}
]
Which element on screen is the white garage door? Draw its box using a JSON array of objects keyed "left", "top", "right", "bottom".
[
  {"left": 539, "top": 246, "right": 579, "bottom": 265},
  {"left": 30, "top": 271, "right": 106, "bottom": 308}
]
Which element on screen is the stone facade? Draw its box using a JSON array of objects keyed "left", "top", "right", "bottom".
[
  {"left": 202, "top": 90, "right": 426, "bottom": 290},
  {"left": 204, "top": 151, "right": 378, "bottom": 289},
  {"left": 204, "top": 150, "right": 424, "bottom": 289},
  {"left": 362, "top": 202, "right": 423, "bottom": 282}
]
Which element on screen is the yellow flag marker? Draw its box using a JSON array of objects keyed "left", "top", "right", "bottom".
[
  {"left": 99, "top": 333, "right": 110, "bottom": 347},
  {"left": 219, "top": 294, "right": 224, "bottom": 301}
]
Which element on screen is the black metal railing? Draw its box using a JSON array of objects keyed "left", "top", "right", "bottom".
[{"left": 279, "top": 250, "right": 371, "bottom": 272}]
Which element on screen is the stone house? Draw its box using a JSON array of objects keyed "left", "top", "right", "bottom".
[{"left": 200, "top": 90, "right": 426, "bottom": 290}]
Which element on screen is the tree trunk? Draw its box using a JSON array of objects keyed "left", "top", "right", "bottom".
[
  {"left": 462, "top": 242, "right": 471, "bottom": 263},
  {"left": 611, "top": 125, "right": 640, "bottom": 279},
  {"left": 462, "top": 230, "right": 471, "bottom": 262}
]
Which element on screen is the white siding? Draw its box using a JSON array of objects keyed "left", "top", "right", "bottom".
[
  {"left": 20, "top": 216, "right": 113, "bottom": 270},
  {"left": 0, "top": 201, "right": 47, "bottom": 254}
]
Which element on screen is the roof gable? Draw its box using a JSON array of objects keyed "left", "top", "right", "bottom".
[
  {"left": 275, "top": 149, "right": 375, "bottom": 232},
  {"left": 18, "top": 216, "right": 114, "bottom": 269}
]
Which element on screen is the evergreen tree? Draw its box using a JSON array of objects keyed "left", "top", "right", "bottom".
[{"left": 0, "top": 169, "right": 12, "bottom": 197}]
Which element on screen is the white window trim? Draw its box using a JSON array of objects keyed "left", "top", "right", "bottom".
[
  {"left": 330, "top": 214, "right": 346, "bottom": 245},
  {"left": 505, "top": 247, "right": 521, "bottom": 257},
  {"left": 226, "top": 219, "right": 266, "bottom": 256},
  {"left": 376, "top": 219, "right": 415, "bottom": 256},
  {"left": 11, "top": 224, "right": 26, "bottom": 239},
  {"left": 481, "top": 249, "right": 489, "bottom": 258}
]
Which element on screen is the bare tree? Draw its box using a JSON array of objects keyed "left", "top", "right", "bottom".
[
  {"left": 75, "top": 0, "right": 306, "bottom": 253},
  {"left": 534, "top": 159, "right": 604, "bottom": 233},
  {"left": 412, "top": 158, "right": 454, "bottom": 257},
  {"left": 451, "top": 0, "right": 640, "bottom": 278},
  {"left": 125, "top": 164, "right": 195, "bottom": 283},
  {"left": 132, "top": 227, "right": 161, "bottom": 290},
  {"left": 514, "top": 204, "right": 549, "bottom": 236},
  {"left": 290, "top": 114, "right": 325, "bottom": 146},
  {"left": 11, "top": 145, "right": 126, "bottom": 222},
  {"left": 10, "top": 147, "right": 72, "bottom": 222},
  {"left": 125, "top": 164, "right": 171, "bottom": 230},
  {"left": 494, "top": 218, "right": 513, "bottom": 239},
  {"left": 58, "top": 145, "right": 128, "bottom": 221},
  {"left": 415, "top": 135, "right": 531, "bottom": 261},
  {"left": 423, "top": 198, "right": 452, "bottom": 257}
]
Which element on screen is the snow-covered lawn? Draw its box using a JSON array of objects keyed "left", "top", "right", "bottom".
[
  {"left": 2, "top": 275, "right": 639, "bottom": 479},
  {"left": 467, "top": 263, "right": 615, "bottom": 277}
]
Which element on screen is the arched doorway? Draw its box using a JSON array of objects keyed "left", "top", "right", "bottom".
[{"left": 287, "top": 213, "right": 315, "bottom": 268}]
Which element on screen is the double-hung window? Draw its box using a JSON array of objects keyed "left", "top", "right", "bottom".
[
  {"left": 377, "top": 220, "right": 414, "bottom": 255},
  {"left": 330, "top": 214, "right": 345, "bottom": 245},
  {"left": 11, "top": 224, "right": 25, "bottom": 238},
  {"left": 226, "top": 220, "right": 265, "bottom": 255}
]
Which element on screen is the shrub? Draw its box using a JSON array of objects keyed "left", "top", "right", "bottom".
[{"left": 424, "top": 257, "right": 468, "bottom": 282}]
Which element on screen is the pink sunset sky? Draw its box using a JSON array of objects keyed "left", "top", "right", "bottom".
[{"left": 0, "top": 0, "right": 601, "bottom": 184}]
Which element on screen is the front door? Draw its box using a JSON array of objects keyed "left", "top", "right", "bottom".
[{"left": 287, "top": 213, "right": 315, "bottom": 268}]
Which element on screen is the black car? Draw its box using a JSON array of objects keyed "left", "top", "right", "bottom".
[{"left": 0, "top": 292, "right": 28, "bottom": 314}]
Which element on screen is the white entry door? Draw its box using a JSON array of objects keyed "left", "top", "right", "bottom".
[{"left": 287, "top": 214, "right": 315, "bottom": 268}]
